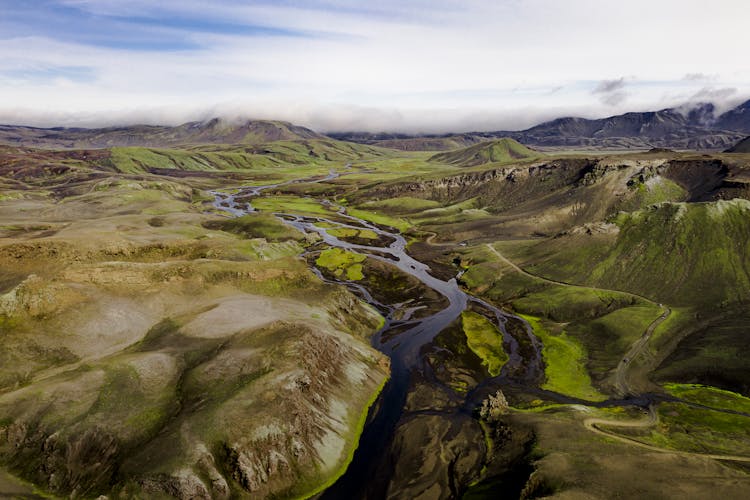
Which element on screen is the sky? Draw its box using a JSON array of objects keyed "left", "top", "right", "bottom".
[{"left": 0, "top": 0, "right": 747, "bottom": 133}]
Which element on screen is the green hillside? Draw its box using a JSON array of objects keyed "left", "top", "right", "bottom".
[
  {"left": 428, "top": 138, "right": 541, "bottom": 167},
  {"left": 108, "top": 140, "right": 386, "bottom": 174},
  {"left": 511, "top": 199, "right": 750, "bottom": 308}
]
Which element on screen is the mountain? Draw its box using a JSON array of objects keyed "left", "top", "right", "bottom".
[
  {"left": 726, "top": 136, "right": 750, "bottom": 153},
  {"left": 0, "top": 118, "right": 325, "bottom": 149},
  {"left": 501, "top": 102, "right": 748, "bottom": 150},
  {"left": 428, "top": 138, "right": 541, "bottom": 167},
  {"left": 333, "top": 99, "right": 750, "bottom": 151},
  {"left": 716, "top": 100, "right": 750, "bottom": 133},
  {"left": 3, "top": 99, "right": 750, "bottom": 152}
]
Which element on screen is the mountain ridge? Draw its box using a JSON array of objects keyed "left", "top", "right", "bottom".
[
  {"left": 331, "top": 99, "right": 750, "bottom": 151},
  {"left": 0, "top": 118, "right": 324, "bottom": 149},
  {"left": 726, "top": 136, "right": 750, "bottom": 153},
  {"left": 2, "top": 99, "right": 749, "bottom": 151}
]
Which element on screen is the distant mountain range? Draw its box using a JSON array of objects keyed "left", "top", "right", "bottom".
[
  {"left": 0, "top": 99, "right": 748, "bottom": 151},
  {"left": 331, "top": 100, "right": 750, "bottom": 151},
  {"left": 0, "top": 118, "right": 324, "bottom": 149}
]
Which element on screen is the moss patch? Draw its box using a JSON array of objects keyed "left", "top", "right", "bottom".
[
  {"left": 461, "top": 311, "right": 508, "bottom": 376},
  {"left": 202, "top": 213, "right": 304, "bottom": 242},
  {"left": 664, "top": 383, "right": 750, "bottom": 414},
  {"left": 316, "top": 248, "right": 366, "bottom": 280},
  {"left": 520, "top": 314, "right": 606, "bottom": 401}
]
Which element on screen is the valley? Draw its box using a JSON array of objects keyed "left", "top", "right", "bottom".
[{"left": 1, "top": 122, "right": 750, "bottom": 498}]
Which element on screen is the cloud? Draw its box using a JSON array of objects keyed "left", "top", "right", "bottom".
[
  {"left": 682, "top": 72, "right": 716, "bottom": 82},
  {"left": 600, "top": 91, "right": 629, "bottom": 107},
  {"left": 592, "top": 77, "right": 630, "bottom": 107},
  {"left": 592, "top": 78, "right": 627, "bottom": 94},
  {"left": 690, "top": 86, "right": 737, "bottom": 101},
  {"left": 0, "top": 0, "right": 747, "bottom": 131}
]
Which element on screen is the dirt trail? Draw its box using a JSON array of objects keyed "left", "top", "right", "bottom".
[
  {"left": 613, "top": 305, "right": 671, "bottom": 396},
  {"left": 583, "top": 407, "right": 750, "bottom": 462},
  {"left": 424, "top": 231, "right": 457, "bottom": 247},
  {"left": 485, "top": 243, "right": 656, "bottom": 304}
]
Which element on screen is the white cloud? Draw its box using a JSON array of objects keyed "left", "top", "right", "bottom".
[{"left": 0, "top": 0, "right": 747, "bottom": 132}]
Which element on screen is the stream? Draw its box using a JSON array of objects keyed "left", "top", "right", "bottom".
[{"left": 211, "top": 170, "right": 548, "bottom": 497}]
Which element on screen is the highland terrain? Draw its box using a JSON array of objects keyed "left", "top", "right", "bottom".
[{"left": 0, "top": 117, "right": 750, "bottom": 499}]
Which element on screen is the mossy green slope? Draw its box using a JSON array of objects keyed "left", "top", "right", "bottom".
[
  {"left": 517, "top": 200, "right": 750, "bottom": 308},
  {"left": 428, "top": 138, "right": 541, "bottom": 167},
  {"left": 109, "top": 139, "right": 386, "bottom": 174},
  {"left": 461, "top": 311, "right": 508, "bottom": 376}
]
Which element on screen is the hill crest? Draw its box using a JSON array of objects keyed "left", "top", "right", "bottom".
[{"left": 428, "top": 138, "right": 541, "bottom": 167}]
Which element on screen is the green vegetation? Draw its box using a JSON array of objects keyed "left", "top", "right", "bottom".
[
  {"left": 109, "top": 140, "right": 387, "bottom": 175},
  {"left": 327, "top": 227, "right": 379, "bottom": 240},
  {"left": 511, "top": 286, "right": 642, "bottom": 323},
  {"left": 202, "top": 213, "right": 303, "bottom": 242},
  {"left": 295, "top": 372, "right": 389, "bottom": 499},
  {"left": 252, "top": 195, "right": 332, "bottom": 215},
  {"left": 5, "top": 129, "right": 750, "bottom": 499},
  {"left": 649, "top": 307, "right": 692, "bottom": 350},
  {"left": 461, "top": 311, "right": 508, "bottom": 376},
  {"left": 629, "top": 402, "right": 750, "bottom": 456},
  {"left": 619, "top": 176, "right": 686, "bottom": 211},
  {"left": 361, "top": 196, "right": 442, "bottom": 214},
  {"left": 521, "top": 314, "right": 606, "bottom": 401},
  {"left": 345, "top": 207, "right": 411, "bottom": 232},
  {"left": 429, "top": 138, "right": 542, "bottom": 167},
  {"left": 664, "top": 383, "right": 750, "bottom": 414},
  {"left": 316, "top": 248, "right": 367, "bottom": 280},
  {"left": 514, "top": 200, "right": 750, "bottom": 307}
]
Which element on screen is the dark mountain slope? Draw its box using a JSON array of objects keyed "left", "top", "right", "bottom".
[
  {"left": 333, "top": 99, "right": 750, "bottom": 151},
  {"left": 726, "top": 136, "right": 750, "bottom": 153},
  {"left": 716, "top": 100, "right": 750, "bottom": 133}
]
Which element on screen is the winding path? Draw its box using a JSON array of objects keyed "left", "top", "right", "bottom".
[
  {"left": 613, "top": 305, "right": 671, "bottom": 396},
  {"left": 583, "top": 407, "right": 750, "bottom": 463}
]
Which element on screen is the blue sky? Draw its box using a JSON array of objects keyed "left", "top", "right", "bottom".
[{"left": 0, "top": 0, "right": 747, "bottom": 132}]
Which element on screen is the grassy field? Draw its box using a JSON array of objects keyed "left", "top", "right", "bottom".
[{"left": 621, "top": 402, "right": 750, "bottom": 456}]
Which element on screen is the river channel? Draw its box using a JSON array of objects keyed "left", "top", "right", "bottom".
[
  {"left": 210, "top": 170, "right": 550, "bottom": 496},
  {"left": 212, "top": 167, "right": 729, "bottom": 498}
]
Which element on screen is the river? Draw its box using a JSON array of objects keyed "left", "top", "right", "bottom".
[{"left": 211, "top": 170, "right": 548, "bottom": 497}]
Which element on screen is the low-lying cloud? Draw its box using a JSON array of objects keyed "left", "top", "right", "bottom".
[{"left": 592, "top": 77, "right": 629, "bottom": 107}]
